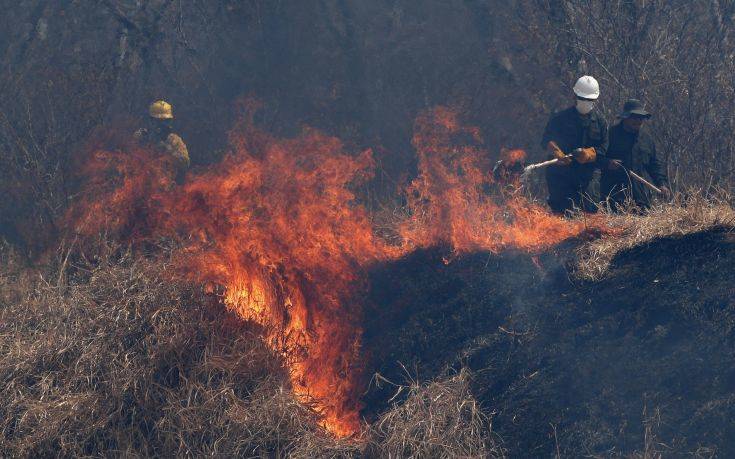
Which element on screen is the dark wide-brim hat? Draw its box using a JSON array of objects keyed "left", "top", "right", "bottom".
[{"left": 618, "top": 98, "right": 651, "bottom": 119}]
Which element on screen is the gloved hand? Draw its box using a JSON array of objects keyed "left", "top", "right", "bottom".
[
  {"left": 573, "top": 147, "right": 596, "bottom": 164},
  {"left": 547, "top": 141, "right": 571, "bottom": 166}
]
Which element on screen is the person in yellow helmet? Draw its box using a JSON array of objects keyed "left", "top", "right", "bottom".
[{"left": 134, "top": 100, "right": 190, "bottom": 183}]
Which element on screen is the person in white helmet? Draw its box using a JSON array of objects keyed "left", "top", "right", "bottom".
[{"left": 540, "top": 75, "right": 608, "bottom": 214}]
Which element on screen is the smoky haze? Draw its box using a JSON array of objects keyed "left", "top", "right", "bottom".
[
  {"left": 0, "top": 1, "right": 548, "bottom": 249},
  {"left": 3, "top": 1, "right": 735, "bottom": 250}
]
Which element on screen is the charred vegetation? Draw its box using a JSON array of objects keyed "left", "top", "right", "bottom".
[{"left": 364, "top": 214, "right": 735, "bottom": 456}]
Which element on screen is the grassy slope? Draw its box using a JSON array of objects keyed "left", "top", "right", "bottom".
[
  {"left": 2, "top": 200, "right": 733, "bottom": 457},
  {"left": 365, "top": 202, "right": 735, "bottom": 457},
  {"left": 0, "top": 250, "right": 359, "bottom": 457},
  {"left": 0, "top": 247, "right": 497, "bottom": 458}
]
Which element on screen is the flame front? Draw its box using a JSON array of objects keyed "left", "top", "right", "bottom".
[
  {"left": 401, "top": 107, "right": 585, "bottom": 251},
  {"left": 154, "top": 115, "right": 397, "bottom": 436},
  {"left": 66, "top": 105, "right": 606, "bottom": 436}
]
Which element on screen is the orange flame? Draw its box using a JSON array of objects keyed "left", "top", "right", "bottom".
[
  {"left": 401, "top": 107, "right": 585, "bottom": 252},
  {"left": 500, "top": 147, "right": 527, "bottom": 165},
  {"left": 154, "top": 120, "right": 398, "bottom": 436},
  {"left": 65, "top": 105, "right": 606, "bottom": 437}
]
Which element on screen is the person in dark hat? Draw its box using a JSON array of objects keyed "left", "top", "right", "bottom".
[{"left": 600, "top": 99, "right": 670, "bottom": 211}]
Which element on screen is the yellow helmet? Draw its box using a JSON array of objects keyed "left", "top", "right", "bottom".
[{"left": 149, "top": 100, "right": 173, "bottom": 119}]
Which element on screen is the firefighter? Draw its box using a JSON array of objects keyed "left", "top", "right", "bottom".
[
  {"left": 134, "top": 100, "right": 190, "bottom": 183},
  {"left": 541, "top": 75, "right": 608, "bottom": 214},
  {"left": 601, "top": 99, "right": 670, "bottom": 211}
]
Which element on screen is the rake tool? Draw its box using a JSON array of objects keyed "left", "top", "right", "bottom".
[{"left": 624, "top": 170, "right": 663, "bottom": 195}]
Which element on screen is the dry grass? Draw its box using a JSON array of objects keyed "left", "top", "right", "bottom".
[
  {"left": 0, "top": 245, "right": 360, "bottom": 457},
  {"left": 6, "top": 193, "right": 732, "bottom": 456},
  {"left": 0, "top": 243, "right": 498, "bottom": 457},
  {"left": 576, "top": 193, "right": 735, "bottom": 280},
  {"left": 364, "top": 369, "right": 503, "bottom": 459}
]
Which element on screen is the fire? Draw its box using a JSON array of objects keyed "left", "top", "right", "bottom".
[
  {"left": 500, "top": 147, "right": 527, "bottom": 165},
  {"left": 152, "top": 116, "right": 400, "bottom": 436},
  {"left": 65, "top": 104, "right": 606, "bottom": 437},
  {"left": 66, "top": 144, "right": 177, "bottom": 241},
  {"left": 401, "top": 107, "right": 585, "bottom": 252}
]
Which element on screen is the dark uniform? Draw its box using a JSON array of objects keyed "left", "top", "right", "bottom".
[
  {"left": 601, "top": 122, "right": 667, "bottom": 209},
  {"left": 541, "top": 106, "right": 608, "bottom": 214}
]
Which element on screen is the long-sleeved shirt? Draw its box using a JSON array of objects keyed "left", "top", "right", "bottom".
[
  {"left": 540, "top": 106, "right": 609, "bottom": 213},
  {"left": 600, "top": 122, "right": 667, "bottom": 208}
]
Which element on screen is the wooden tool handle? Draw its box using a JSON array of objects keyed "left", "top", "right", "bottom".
[{"left": 628, "top": 170, "right": 663, "bottom": 194}]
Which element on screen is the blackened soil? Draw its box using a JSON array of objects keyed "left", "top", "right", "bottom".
[{"left": 363, "top": 229, "right": 735, "bottom": 457}]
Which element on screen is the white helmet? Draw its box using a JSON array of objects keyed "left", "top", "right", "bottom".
[{"left": 573, "top": 75, "right": 600, "bottom": 100}]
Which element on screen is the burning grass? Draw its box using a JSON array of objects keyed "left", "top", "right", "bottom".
[
  {"left": 61, "top": 104, "right": 596, "bottom": 436},
  {"left": 576, "top": 193, "right": 735, "bottom": 280},
  {"left": 0, "top": 244, "right": 498, "bottom": 457}
]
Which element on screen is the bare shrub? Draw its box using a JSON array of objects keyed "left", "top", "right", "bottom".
[{"left": 0, "top": 67, "right": 111, "bottom": 253}]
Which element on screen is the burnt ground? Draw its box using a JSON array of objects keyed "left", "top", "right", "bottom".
[{"left": 363, "top": 229, "right": 735, "bottom": 457}]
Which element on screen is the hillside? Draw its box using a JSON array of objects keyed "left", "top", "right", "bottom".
[
  {"left": 1, "top": 203, "right": 733, "bottom": 457},
  {"left": 0, "top": 247, "right": 495, "bottom": 457},
  {"left": 365, "top": 213, "right": 735, "bottom": 456},
  {"left": 3, "top": 1, "right": 735, "bottom": 457}
]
